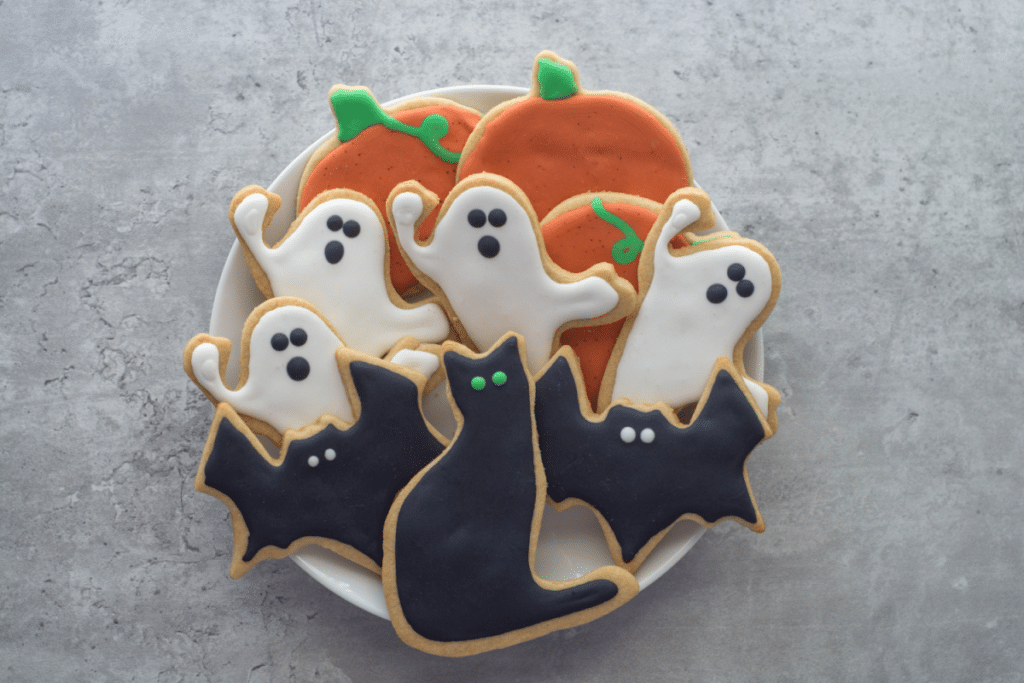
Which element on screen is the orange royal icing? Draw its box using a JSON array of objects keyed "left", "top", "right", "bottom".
[{"left": 458, "top": 94, "right": 691, "bottom": 223}]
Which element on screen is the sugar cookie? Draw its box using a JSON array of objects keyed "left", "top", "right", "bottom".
[
  {"left": 230, "top": 186, "right": 450, "bottom": 357},
  {"left": 184, "top": 298, "right": 353, "bottom": 444},
  {"left": 195, "top": 352, "right": 446, "bottom": 578},
  {"left": 388, "top": 174, "right": 636, "bottom": 374},
  {"left": 383, "top": 334, "right": 638, "bottom": 657},
  {"left": 537, "top": 349, "right": 770, "bottom": 573},
  {"left": 457, "top": 51, "right": 692, "bottom": 222}
]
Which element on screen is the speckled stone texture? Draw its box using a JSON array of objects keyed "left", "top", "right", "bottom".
[{"left": 2, "top": 1, "right": 1022, "bottom": 681}]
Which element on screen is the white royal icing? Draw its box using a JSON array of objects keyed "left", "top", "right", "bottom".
[
  {"left": 392, "top": 184, "right": 622, "bottom": 374},
  {"left": 611, "top": 199, "right": 773, "bottom": 415},
  {"left": 389, "top": 348, "right": 440, "bottom": 380},
  {"left": 233, "top": 191, "right": 449, "bottom": 357},
  {"left": 191, "top": 304, "right": 354, "bottom": 434}
]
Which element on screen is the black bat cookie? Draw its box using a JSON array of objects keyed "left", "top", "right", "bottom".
[
  {"left": 196, "top": 354, "right": 446, "bottom": 578},
  {"left": 535, "top": 349, "right": 770, "bottom": 572},
  {"left": 383, "top": 334, "right": 638, "bottom": 657}
]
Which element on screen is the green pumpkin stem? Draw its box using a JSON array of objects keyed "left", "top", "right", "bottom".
[{"left": 536, "top": 58, "right": 579, "bottom": 100}]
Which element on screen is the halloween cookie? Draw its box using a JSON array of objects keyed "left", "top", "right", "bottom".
[
  {"left": 388, "top": 174, "right": 636, "bottom": 374},
  {"left": 195, "top": 351, "right": 446, "bottom": 578},
  {"left": 229, "top": 186, "right": 450, "bottom": 357},
  {"left": 184, "top": 298, "right": 354, "bottom": 444},
  {"left": 599, "top": 188, "right": 781, "bottom": 429},
  {"left": 382, "top": 334, "right": 638, "bottom": 657},
  {"left": 536, "top": 348, "right": 770, "bottom": 573},
  {"left": 298, "top": 88, "right": 481, "bottom": 294},
  {"left": 457, "top": 51, "right": 693, "bottom": 223}
]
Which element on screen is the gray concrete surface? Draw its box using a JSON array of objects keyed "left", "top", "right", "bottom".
[{"left": 2, "top": 1, "right": 1022, "bottom": 681}]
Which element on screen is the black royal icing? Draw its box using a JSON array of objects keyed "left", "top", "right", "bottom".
[{"left": 391, "top": 336, "right": 624, "bottom": 642}]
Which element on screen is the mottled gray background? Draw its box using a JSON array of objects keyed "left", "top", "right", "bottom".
[{"left": 2, "top": 0, "right": 1022, "bottom": 681}]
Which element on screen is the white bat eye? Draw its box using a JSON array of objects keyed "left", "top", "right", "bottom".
[
  {"left": 640, "top": 428, "right": 655, "bottom": 444},
  {"left": 620, "top": 426, "right": 636, "bottom": 443}
]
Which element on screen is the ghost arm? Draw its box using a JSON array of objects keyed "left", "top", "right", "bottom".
[
  {"left": 231, "top": 190, "right": 277, "bottom": 268},
  {"left": 189, "top": 341, "right": 241, "bottom": 406},
  {"left": 655, "top": 199, "right": 702, "bottom": 257},
  {"left": 389, "top": 185, "right": 442, "bottom": 280},
  {"left": 548, "top": 276, "right": 622, "bottom": 327}
]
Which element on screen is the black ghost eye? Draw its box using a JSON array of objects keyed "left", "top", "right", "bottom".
[
  {"left": 342, "top": 220, "right": 360, "bottom": 238},
  {"left": 326, "top": 215, "right": 343, "bottom": 231},
  {"left": 287, "top": 357, "right": 310, "bottom": 381},
  {"left": 468, "top": 209, "right": 487, "bottom": 228},
  {"left": 488, "top": 208, "right": 507, "bottom": 227},
  {"left": 290, "top": 328, "right": 307, "bottom": 346},
  {"left": 324, "top": 240, "right": 344, "bottom": 264},
  {"left": 706, "top": 284, "right": 728, "bottom": 304},
  {"left": 736, "top": 280, "right": 755, "bottom": 297},
  {"left": 727, "top": 263, "right": 745, "bottom": 281},
  {"left": 478, "top": 235, "right": 500, "bottom": 258},
  {"left": 271, "top": 333, "right": 289, "bottom": 351}
]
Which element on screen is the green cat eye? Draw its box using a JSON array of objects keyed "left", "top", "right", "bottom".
[
  {"left": 471, "top": 376, "right": 486, "bottom": 391},
  {"left": 491, "top": 371, "right": 507, "bottom": 387}
]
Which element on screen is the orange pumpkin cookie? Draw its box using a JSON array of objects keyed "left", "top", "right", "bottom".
[
  {"left": 298, "top": 87, "right": 481, "bottom": 294},
  {"left": 457, "top": 51, "right": 693, "bottom": 223},
  {"left": 541, "top": 193, "right": 682, "bottom": 408}
]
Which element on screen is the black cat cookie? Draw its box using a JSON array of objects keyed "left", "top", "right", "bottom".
[{"left": 382, "top": 333, "right": 639, "bottom": 657}]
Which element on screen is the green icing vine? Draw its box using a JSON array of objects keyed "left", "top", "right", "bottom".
[
  {"left": 591, "top": 197, "right": 644, "bottom": 265},
  {"left": 536, "top": 58, "right": 578, "bottom": 100},
  {"left": 329, "top": 89, "right": 460, "bottom": 164}
]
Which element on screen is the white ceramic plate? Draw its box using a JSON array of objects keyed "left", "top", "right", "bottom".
[{"left": 209, "top": 85, "right": 763, "bottom": 620}]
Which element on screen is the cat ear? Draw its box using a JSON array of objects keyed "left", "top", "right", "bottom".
[
  {"left": 492, "top": 334, "right": 525, "bottom": 370},
  {"left": 441, "top": 347, "right": 474, "bottom": 384}
]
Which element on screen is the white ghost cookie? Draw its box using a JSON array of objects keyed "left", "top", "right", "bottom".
[
  {"left": 229, "top": 186, "right": 450, "bottom": 357},
  {"left": 388, "top": 174, "right": 635, "bottom": 374},
  {"left": 185, "top": 298, "right": 355, "bottom": 444},
  {"left": 600, "top": 188, "right": 781, "bottom": 426}
]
